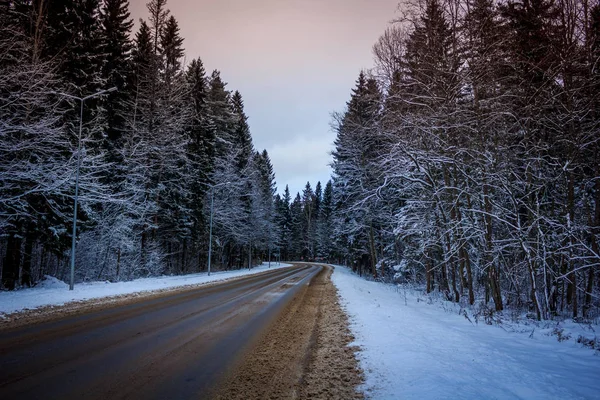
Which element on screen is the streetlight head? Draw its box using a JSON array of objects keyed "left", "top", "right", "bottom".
[{"left": 106, "top": 87, "right": 117, "bottom": 93}]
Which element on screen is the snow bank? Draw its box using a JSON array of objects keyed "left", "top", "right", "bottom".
[
  {"left": 0, "top": 262, "right": 291, "bottom": 315},
  {"left": 35, "top": 275, "right": 69, "bottom": 290},
  {"left": 331, "top": 265, "right": 600, "bottom": 400}
]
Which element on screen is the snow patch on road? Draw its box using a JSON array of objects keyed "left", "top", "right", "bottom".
[
  {"left": 331, "top": 265, "right": 600, "bottom": 400},
  {"left": 0, "top": 263, "right": 291, "bottom": 315}
]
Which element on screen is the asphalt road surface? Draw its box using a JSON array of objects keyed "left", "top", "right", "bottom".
[{"left": 0, "top": 264, "right": 322, "bottom": 399}]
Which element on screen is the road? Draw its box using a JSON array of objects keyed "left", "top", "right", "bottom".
[{"left": 0, "top": 264, "right": 322, "bottom": 400}]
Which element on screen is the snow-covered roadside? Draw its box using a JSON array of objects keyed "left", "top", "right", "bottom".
[
  {"left": 331, "top": 265, "right": 600, "bottom": 400},
  {"left": 0, "top": 262, "right": 291, "bottom": 316}
]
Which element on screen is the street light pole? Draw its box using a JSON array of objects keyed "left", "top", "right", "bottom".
[
  {"left": 207, "top": 187, "right": 214, "bottom": 276},
  {"left": 68, "top": 99, "right": 84, "bottom": 290},
  {"left": 51, "top": 87, "right": 117, "bottom": 290}
]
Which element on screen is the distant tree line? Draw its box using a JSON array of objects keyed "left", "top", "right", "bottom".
[
  {"left": 330, "top": 0, "right": 600, "bottom": 321},
  {"left": 271, "top": 181, "right": 337, "bottom": 263},
  {"left": 0, "top": 0, "right": 277, "bottom": 289}
]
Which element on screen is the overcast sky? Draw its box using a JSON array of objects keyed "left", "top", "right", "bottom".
[{"left": 130, "top": 0, "right": 400, "bottom": 197}]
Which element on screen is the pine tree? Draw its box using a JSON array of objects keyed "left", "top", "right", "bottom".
[
  {"left": 331, "top": 71, "right": 383, "bottom": 277},
  {"left": 100, "top": 0, "right": 133, "bottom": 147},
  {"left": 289, "top": 193, "right": 304, "bottom": 260},
  {"left": 317, "top": 180, "right": 335, "bottom": 261},
  {"left": 54, "top": 0, "right": 106, "bottom": 100},
  {"left": 230, "top": 91, "right": 254, "bottom": 171},
  {"left": 313, "top": 181, "right": 322, "bottom": 221},
  {"left": 132, "top": 21, "right": 153, "bottom": 79},
  {"left": 186, "top": 57, "right": 215, "bottom": 259},
  {"left": 154, "top": 11, "right": 191, "bottom": 273},
  {"left": 252, "top": 149, "right": 277, "bottom": 261},
  {"left": 161, "top": 15, "right": 184, "bottom": 82},
  {"left": 147, "top": 0, "right": 169, "bottom": 57},
  {"left": 404, "top": 0, "right": 458, "bottom": 112},
  {"left": 128, "top": 3, "right": 193, "bottom": 274},
  {"left": 275, "top": 185, "right": 293, "bottom": 260},
  {"left": 301, "top": 182, "right": 315, "bottom": 259},
  {"left": 229, "top": 90, "right": 255, "bottom": 261},
  {"left": 208, "top": 70, "right": 234, "bottom": 157}
]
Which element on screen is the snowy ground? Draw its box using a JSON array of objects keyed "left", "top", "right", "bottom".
[
  {"left": 331, "top": 265, "right": 600, "bottom": 400},
  {"left": 0, "top": 262, "right": 291, "bottom": 316}
]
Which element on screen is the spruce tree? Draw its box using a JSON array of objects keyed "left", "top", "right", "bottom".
[
  {"left": 186, "top": 57, "right": 215, "bottom": 252},
  {"left": 331, "top": 71, "right": 383, "bottom": 277},
  {"left": 208, "top": 70, "right": 234, "bottom": 156},
  {"left": 161, "top": 15, "right": 184, "bottom": 82},
  {"left": 404, "top": 0, "right": 455, "bottom": 108},
  {"left": 252, "top": 149, "right": 277, "bottom": 259},
  {"left": 317, "top": 180, "right": 335, "bottom": 261},
  {"left": 289, "top": 193, "right": 303, "bottom": 260},
  {"left": 100, "top": 0, "right": 133, "bottom": 147},
  {"left": 275, "top": 185, "right": 293, "bottom": 260},
  {"left": 230, "top": 91, "right": 255, "bottom": 261},
  {"left": 147, "top": 0, "right": 169, "bottom": 57},
  {"left": 301, "top": 182, "right": 315, "bottom": 259},
  {"left": 230, "top": 90, "right": 254, "bottom": 172}
]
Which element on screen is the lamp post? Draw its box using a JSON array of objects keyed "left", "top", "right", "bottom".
[
  {"left": 51, "top": 87, "right": 117, "bottom": 290},
  {"left": 207, "top": 181, "right": 230, "bottom": 276}
]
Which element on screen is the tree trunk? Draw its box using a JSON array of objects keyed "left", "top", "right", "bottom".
[
  {"left": 443, "top": 166, "right": 459, "bottom": 302},
  {"left": 451, "top": 257, "right": 459, "bottom": 303},
  {"left": 181, "top": 239, "right": 187, "bottom": 274},
  {"left": 572, "top": 271, "right": 578, "bottom": 319},
  {"left": 426, "top": 257, "right": 433, "bottom": 293},
  {"left": 455, "top": 202, "right": 473, "bottom": 305},
  {"left": 550, "top": 278, "right": 559, "bottom": 316},
  {"left": 116, "top": 248, "right": 121, "bottom": 281},
  {"left": 2, "top": 234, "right": 22, "bottom": 290},
  {"left": 459, "top": 256, "right": 466, "bottom": 293},
  {"left": 39, "top": 247, "right": 47, "bottom": 282},
  {"left": 583, "top": 265, "right": 594, "bottom": 318},
  {"left": 369, "top": 224, "right": 378, "bottom": 279},
  {"left": 485, "top": 275, "right": 490, "bottom": 305},
  {"left": 21, "top": 227, "right": 35, "bottom": 288},
  {"left": 484, "top": 182, "right": 502, "bottom": 311},
  {"left": 568, "top": 171, "right": 578, "bottom": 319},
  {"left": 141, "top": 229, "right": 147, "bottom": 269},
  {"left": 462, "top": 247, "right": 475, "bottom": 305},
  {"left": 527, "top": 258, "right": 541, "bottom": 320},
  {"left": 489, "top": 266, "right": 503, "bottom": 312}
]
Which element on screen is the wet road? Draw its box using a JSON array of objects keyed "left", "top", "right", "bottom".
[{"left": 0, "top": 264, "right": 322, "bottom": 399}]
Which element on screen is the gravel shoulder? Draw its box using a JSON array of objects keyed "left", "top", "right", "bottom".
[{"left": 212, "top": 264, "right": 364, "bottom": 399}]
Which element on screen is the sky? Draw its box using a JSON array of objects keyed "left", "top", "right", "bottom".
[{"left": 130, "top": 0, "right": 401, "bottom": 197}]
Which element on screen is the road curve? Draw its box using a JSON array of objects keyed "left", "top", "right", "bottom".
[{"left": 0, "top": 264, "right": 322, "bottom": 400}]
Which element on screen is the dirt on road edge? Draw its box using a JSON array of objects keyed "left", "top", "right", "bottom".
[{"left": 212, "top": 265, "right": 364, "bottom": 400}]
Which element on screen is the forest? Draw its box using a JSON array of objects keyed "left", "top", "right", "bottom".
[
  {"left": 1, "top": 0, "right": 599, "bottom": 324},
  {"left": 326, "top": 0, "right": 600, "bottom": 321},
  {"left": 0, "top": 0, "right": 279, "bottom": 289}
]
